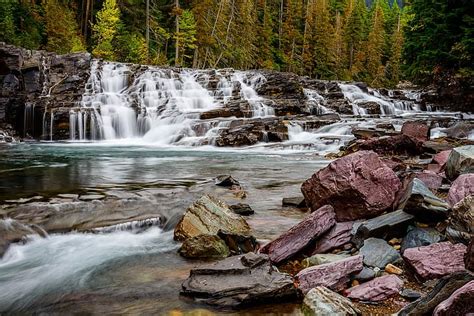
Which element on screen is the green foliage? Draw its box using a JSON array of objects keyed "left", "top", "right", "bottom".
[
  {"left": 92, "top": 0, "right": 121, "bottom": 60},
  {"left": 175, "top": 9, "right": 197, "bottom": 66}
]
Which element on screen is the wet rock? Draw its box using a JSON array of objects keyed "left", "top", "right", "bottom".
[
  {"left": 400, "top": 288, "right": 422, "bottom": 301},
  {"left": 308, "top": 221, "right": 353, "bottom": 255},
  {"left": 303, "top": 286, "right": 360, "bottom": 316},
  {"left": 217, "top": 230, "right": 259, "bottom": 255},
  {"left": 260, "top": 205, "right": 335, "bottom": 263},
  {"left": 229, "top": 203, "right": 254, "bottom": 216},
  {"left": 402, "top": 242, "right": 467, "bottom": 280},
  {"left": 445, "top": 122, "right": 474, "bottom": 139},
  {"left": 359, "top": 238, "right": 401, "bottom": 268},
  {"left": 396, "top": 178, "right": 449, "bottom": 222},
  {"left": 447, "top": 174, "right": 474, "bottom": 207},
  {"left": 433, "top": 280, "right": 474, "bottom": 315},
  {"left": 351, "top": 210, "right": 414, "bottom": 248},
  {"left": 345, "top": 275, "right": 403, "bottom": 302},
  {"left": 302, "top": 254, "right": 351, "bottom": 268},
  {"left": 79, "top": 194, "right": 105, "bottom": 201},
  {"left": 353, "top": 267, "right": 376, "bottom": 282},
  {"left": 402, "top": 121, "right": 430, "bottom": 141},
  {"left": 296, "top": 255, "right": 363, "bottom": 294},
  {"left": 301, "top": 151, "right": 401, "bottom": 221},
  {"left": 282, "top": 196, "right": 306, "bottom": 208},
  {"left": 465, "top": 238, "right": 474, "bottom": 271},
  {"left": 446, "top": 145, "right": 474, "bottom": 180},
  {"left": 215, "top": 175, "right": 240, "bottom": 187},
  {"left": 174, "top": 195, "right": 250, "bottom": 241},
  {"left": 181, "top": 253, "right": 297, "bottom": 308},
  {"left": 400, "top": 226, "right": 444, "bottom": 253},
  {"left": 359, "top": 134, "right": 425, "bottom": 156},
  {"left": 0, "top": 218, "right": 46, "bottom": 257},
  {"left": 448, "top": 195, "right": 474, "bottom": 244},
  {"left": 415, "top": 171, "right": 444, "bottom": 190},
  {"left": 398, "top": 271, "right": 474, "bottom": 315},
  {"left": 178, "top": 235, "right": 230, "bottom": 259}
]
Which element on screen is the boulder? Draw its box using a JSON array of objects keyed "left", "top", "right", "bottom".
[
  {"left": 345, "top": 275, "right": 403, "bottom": 302},
  {"left": 402, "top": 242, "right": 467, "bottom": 280},
  {"left": 217, "top": 230, "right": 259, "bottom": 255},
  {"left": 446, "top": 145, "right": 474, "bottom": 180},
  {"left": 174, "top": 195, "right": 250, "bottom": 241},
  {"left": 396, "top": 178, "right": 449, "bottom": 222},
  {"left": 301, "top": 151, "right": 401, "bottom": 221},
  {"left": 401, "top": 121, "right": 430, "bottom": 141},
  {"left": 433, "top": 150, "right": 452, "bottom": 168},
  {"left": 359, "top": 134, "right": 425, "bottom": 156},
  {"left": 296, "top": 255, "right": 363, "bottom": 294},
  {"left": 303, "top": 286, "right": 360, "bottom": 316},
  {"left": 415, "top": 171, "right": 444, "bottom": 190},
  {"left": 400, "top": 226, "right": 444, "bottom": 253},
  {"left": 178, "top": 235, "right": 230, "bottom": 259},
  {"left": 302, "top": 254, "right": 351, "bottom": 268},
  {"left": 359, "top": 238, "right": 401, "bottom": 268},
  {"left": 447, "top": 174, "right": 474, "bottom": 207},
  {"left": 282, "top": 196, "right": 306, "bottom": 208},
  {"left": 259, "top": 205, "right": 335, "bottom": 263},
  {"left": 181, "top": 253, "right": 297, "bottom": 308},
  {"left": 466, "top": 238, "right": 474, "bottom": 271},
  {"left": 448, "top": 195, "right": 474, "bottom": 244},
  {"left": 433, "top": 280, "right": 474, "bottom": 315},
  {"left": 398, "top": 271, "right": 474, "bottom": 315},
  {"left": 308, "top": 221, "right": 353, "bottom": 255},
  {"left": 445, "top": 121, "right": 474, "bottom": 139},
  {"left": 229, "top": 203, "right": 254, "bottom": 216},
  {"left": 351, "top": 210, "right": 414, "bottom": 248}
]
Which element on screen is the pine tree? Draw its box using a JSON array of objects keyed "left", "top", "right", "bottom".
[
  {"left": 0, "top": 1, "right": 17, "bottom": 45},
  {"left": 256, "top": 0, "right": 275, "bottom": 69},
  {"left": 386, "top": 12, "right": 403, "bottom": 86},
  {"left": 281, "top": 0, "right": 304, "bottom": 73},
  {"left": 343, "top": 0, "right": 368, "bottom": 73},
  {"left": 92, "top": 0, "right": 121, "bottom": 60},
  {"left": 363, "top": 3, "right": 385, "bottom": 85},
  {"left": 175, "top": 9, "right": 197, "bottom": 67},
  {"left": 313, "top": 0, "right": 337, "bottom": 79}
]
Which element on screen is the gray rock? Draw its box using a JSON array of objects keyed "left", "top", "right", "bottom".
[
  {"left": 229, "top": 203, "right": 254, "bottom": 216},
  {"left": 359, "top": 238, "right": 401, "bottom": 268},
  {"left": 302, "top": 254, "right": 351, "bottom": 268},
  {"left": 178, "top": 234, "right": 230, "bottom": 259},
  {"left": 215, "top": 175, "right": 240, "bottom": 187},
  {"left": 401, "top": 226, "right": 444, "bottom": 253},
  {"left": 400, "top": 288, "right": 422, "bottom": 301},
  {"left": 446, "top": 145, "right": 474, "bottom": 180},
  {"left": 181, "top": 253, "right": 297, "bottom": 307},
  {"left": 282, "top": 196, "right": 306, "bottom": 208},
  {"left": 353, "top": 267, "right": 376, "bottom": 282},
  {"left": 303, "top": 286, "right": 360, "bottom": 316}
]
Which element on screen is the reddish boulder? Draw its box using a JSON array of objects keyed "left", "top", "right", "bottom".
[
  {"left": 259, "top": 205, "right": 335, "bottom": 263},
  {"left": 308, "top": 221, "right": 353, "bottom": 255},
  {"left": 345, "top": 275, "right": 404, "bottom": 302},
  {"left": 401, "top": 120, "right": 430, "bottom": 141},
  {"left": 415, "top": 171, "right": 444, "bottom": 190},
  {"left": 402, "top": 242, "right": 467, "bottom": 280},
  {"left": 433, "top": 280, "right": 474, "bottom": 316},
  {"left": 359, "top": 134, "right": 425, "bottom": 155},
  {"left": 301, "top": 151, "right": 401, "bottom": 221},
  {"left": 433, "top": 150, "right": 452, "bottom": 167},
  {"left": 447, "top": 173, "right": 474, "bottom": 206},
  {"left": 296, "top": 255, "right": 363, "bottom": 294}
]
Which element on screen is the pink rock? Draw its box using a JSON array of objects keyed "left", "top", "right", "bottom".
[
  {"left": 433, "top": 280, "right": 474, "bottom": 315},
  {"left": 296, "top": 255, "right": 363, "bottom": 294},
  {"left": 433, "top": 150, "right": 452, "bottom": 167},
  {"left": 359, "top": 134, "right": 425, "bottom": 156},
  {"left": 402, "top": 121, "right": 430, "bottom": 141},
  {"left": 301, "top": 151, "right": 401, "bottom": 221},
  {"left": 426, "top": 163, "right": 443, "bottom": 174},
  {"left": 466, "top": 238, "right": 474, "bottom": 272},
  {"left": 259, "top": 205, "right": 335, "bottom": 263},
  {"left": 345, "top": 275, "right": 403, "bottom": 302},
  {"left": 447, "top": 174, "right": 474, "bottom": 206},
  {"left": 403, "top": 242, "right": 467, "bottom": 280},
  {"left": 416, "top": 171, "right": 444, "bottom": 190},
  {"left": 308, "top": 221, "right": 354, "bottom": 255}
]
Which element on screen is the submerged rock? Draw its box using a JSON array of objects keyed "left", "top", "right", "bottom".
[
  {"left": 282, "top": 196, "right": 306, "bottom": 208},
  {"left": 433, "top": 280, "right": 474, "bottom": 315},
  {"left": 447, "top": 174, "right": 474, "bottom": 207},
  {"left": 229, "top": 203, "right": 254, "bottom": 216},
  {"left": 345, "top": 275, "right": 403, "bottom": 302},
  {"left": 181, "top": 253, "right": 297, "bottom": 308},
  {"left": 214, "top": 175, "right": 240, "bottom": 187},
  {"left": 446, "top": 145, "right": 474, "bottom": 180},
  {"left": 174, "top": 195, "right": 250, "bottom": 241},
  {"left": 402, "top": 242, "right": 467, "bottom": 280},
  {"left": 259, "top": 205, "right": 335, "bottom": 264},
  {"left": 178, "top": 235, "right": 230, "bottom": 259},
  {"left": 400, "top": 226, "right": 443, "bottom": 253},
  {"left": 296, "top": 255, "right": 363, "bottom": 294},
  {"left": 303, "top": 286, "right": 360, "bottom": 316},
  {"left": 359, "top": 238, "right": 401, "bottom": 268},
  {"left": 308, "top": 221, "right": 353, "bottom": 255},
  {"left": 301, "top": 151, "right": 401, "bottom": 221}
]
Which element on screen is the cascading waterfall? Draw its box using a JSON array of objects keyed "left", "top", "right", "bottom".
[
  {"left": 232, "top": 72, "right": 275, "bottom": 117},
  {"left": 304, "top": 89, "right": 331, "bottom": 115}
]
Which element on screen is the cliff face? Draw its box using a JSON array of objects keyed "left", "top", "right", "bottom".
[{"left": 0, "top": 43, "right": 91, "bottom": 139}]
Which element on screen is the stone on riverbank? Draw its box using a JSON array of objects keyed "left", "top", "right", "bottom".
[
  {"left": 178, "top": 235, "right": 230, "bottom": 259},
  {"left": 301, "top": 151, "right": 401, "bottom": 221},
  {"left": 402, "top": 242, "right": 467, "bottom": 280},
  {"left": 229, "top": 203, "right": 254, "bottom": 216},
  {"left": 466, "top": 238, "right": 474, "bottom": 271},
  {"left": 401, "top": 121, "right": 430, "bottom": 141},
  {"left": 0, "top": 218, "right": 46, "bottom": 257},
  {"left": 259, "top": 205, "right": 335, "bottom": 264},
  {"left": 448, "top": 195, "right": 474, "bottom": 244},
  {"left": 359, "top": 238, "right": 401, "bottom": 268},
  {"left": 446, "top": 145, "right": 474, "bottom": 180},
  {"left": 308, "top": 221, "right": 353, "bottom": 255},
  {"left": 400, "top": 227, "right": 443, "bottom": 253},
  {"left": 302, "top": 253, "right": 351, "bottom": 268},
  {"left": 181, "top": 253, "right": 297, "bottom": 308},
  {"left": 345, "top": 275, "right": 403, "bottom": 302},
  {"left": 174, "top": 195, "right": 250, "bottom": 241},
  {"left": 282, "top": 196, "right": 306, "bottom": 208},
  {"left": 303, "top": 286, "right": 360, "bottom": 316},
  {"left": 447, "top": 174, "right": 474, "bottom": 207},
  {"left": 433, "top": 280, "right": 474, "bottom": 315}
]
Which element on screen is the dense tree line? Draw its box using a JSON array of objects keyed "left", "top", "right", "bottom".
[{"left": 0, "top": 0, "right": 472, "bottom": 87}]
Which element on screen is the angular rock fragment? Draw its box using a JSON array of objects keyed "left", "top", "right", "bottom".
[
  {"left": 229, "top": 203, "right": 254, "bottom": 216},
  {"left": 302, "top": 151, "right": 401, "bottom": 221},
  {"left": 353, "top": 267, "right": 376, "bottom": 282},
  {"left": 447, "top": 173, "right": 474, "bottom": 206},
  {"left": 302, "top": 253, "right": 351, "bottom": 268},
  {"left": 345, "top": 275, "right": 403, "bottom": 302},
  {"left": 446, "top": 145, "right": 474, "bottom": 180},
  {"left": 359, "top": 134, "right": 425, "bottom": 156},
  {"left": 308, "top": 221, "right": 353, "bottom": 255},
  {"left": 433, "top": 280, "right": 474, "bottom": 315},
  {"left": 400, "top": 288, "right": 422, "bottom": 301},
  {"left": 178, "top": 234, "right": 230, "bottom": 259},
  {"left": 296, "top": 255, "right": 363, "bottom": 294},
  {"left": 217, "top": 230, "right": 259, "bottom": 255},
  {"left": 359, "top": 238, "right": 401, "bottom": 268},
  {"left": 282, "top": 196, "right": 306, "bottom": 208},
  {"left": 447, "top": 195, "right": 474, "bottom": 244},
  {"left": 174, "top": 195, "right": 250, "bottom": 241},
  {"left": 400, "top": 226, "right": 443, "bottom": 253},
  {"left": 402, "top": 242, "right": 467, "bottom": 280},
  {"left": 415, "top": 171, "right": 444, "bottom": 190},
  {"left": 215, "top": 175, "right": 240, "bottom": 187},
  {"left": 260, "top": 205, "right": 335, "bottom": 263},
  {"left": 401, "top": 121, "right": 430, "bottom": 141},
  {"left": 181, "top": 253, "right": 297, "bottom": 308},
  {"left": 303, "top": 286, "right": 360, "bottom": 316}
]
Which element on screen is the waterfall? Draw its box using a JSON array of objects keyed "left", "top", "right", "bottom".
[
  {"left": 232, "top": 72, "right": 275, "bottom": 117},
  {"left": 304, "top": 89, "right": 331, "bottom": 115},
  {"left": 23, "top": 103, "right": 34, "bottom": 137}
]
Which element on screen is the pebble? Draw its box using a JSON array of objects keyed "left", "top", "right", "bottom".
[
  {"left": 385, "top": 264, "right": 403, "bottom": 275},
  {"left": 389, "top": 238, "right": 402, "bottom": 245},
  {"left": 400, "top": 288, "right": 422, "bottom": 301}
]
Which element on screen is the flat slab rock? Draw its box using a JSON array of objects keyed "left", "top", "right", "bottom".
[
  {"left": 259, "top": 205, "right": 335, "bottom": 263},
  {"left": 308, "top": 221, "right": 353, "bottom": 255},
  {"left": 303, "top": 286, "right": 360, "bottom": 316},
  {"left": 174, "top": 195, "right": 250, "bottom": 241},
  {"left": 345, "top": 275, "right": 403, "bottom": 302},
  {"left": 301, "top": 151, "right": 401, "bottom": 221},
  {"left": 433, "top": 280, "right": 474, "bottom": 315},
  {"left": 402, "top": 242, "right": 467, "bottom": 280},
  {"left": 359, "top": 237, "right": 401, "bottom": 268},
  {"left": 296, "top": 255, "right": 363, "bottom": 294},
  {"left": 181, "top": 253, "right": 297, "bottom": 308}
]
